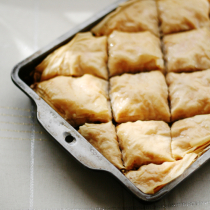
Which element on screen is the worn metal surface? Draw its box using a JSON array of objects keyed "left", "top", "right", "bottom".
[{"left": 11, "top": 0, "right": 210, "bottom": 202}]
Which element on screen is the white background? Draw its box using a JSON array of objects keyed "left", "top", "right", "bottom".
[{"left": 1, "top": 0, "right": 210, "bottom": 209}]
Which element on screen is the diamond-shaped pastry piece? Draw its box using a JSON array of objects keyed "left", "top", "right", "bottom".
[
  {"left": 34, "top": 32, "right": 108, "bottom": 81},
  {"left": 163, "top": 28, "right": 210, "bottom": 73},
  {"left": 171, "top": 114, "right": 210, "bottom": 160},
  {"left": 125, "top": 153, "right": 197, "bottom": 194},
  {"left": 78, "top": 122, "right": 124, "bottom": 169},
  {"left": 117, "top": 120, "right": 174, "bottom": 170},
  {"left": 91, "top": 0, "right": 159, "bottom": 36},
  {"left": 110, "top": 72, "right": 170, "bottom": 123},
  {"left": 32, "top": 74, "right": 112, "bottom": 127},
  {"left": 166, "top": 70, "right": 210, "bottom": 121},
  {"left": 157, "top": 0, "right": 210, "bottom": 35},
  {"left": 108, "top": 31, "right": 164, "bottom": 77}
]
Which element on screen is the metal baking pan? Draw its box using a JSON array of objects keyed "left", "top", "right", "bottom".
[{"left": 11, "top": 0, "right": 210, "bottom": 202}]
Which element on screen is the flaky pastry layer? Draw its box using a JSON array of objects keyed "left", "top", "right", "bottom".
[
  {"left": 110, "top": 72, "right": 170, "bottom": 123},
  {"left": 35, "top": 32, "right": 108, "bottom": 81},
  {"left": 117, "top": 120, "right": 174, "bottom": 170},
  {"left": 167, "top": 69, "right": 210, "bottom": 121},
  {"left": 32, "top": 74, "right": 111, "bottom": 127},
  {"left": 125, "top": 153, "right": 197, "bottom": 194},
  {"left": 79, "top": 122, "right": 124, "bottom": 169},
  {"left": 157, "top": 0, "right": 210, "bottom": 35},
  {"left": 108, "top": 31, "right": 164, "bottom": 77},
  {"left": 163, "top": 28, "right": 210, "bottom": 73},
  {"left": 92, "top": 0, "right": 159, "bottom": 36},
  {"left": 171, "top": 114, "right": 210, "bottom": 159}
]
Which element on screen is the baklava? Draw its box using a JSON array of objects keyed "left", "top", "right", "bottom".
[
  {"left": 110, "top": 71, "right": 170, "bottom": 123},
  {"left": 117, "top": 120, "right": 174, "bottom": 170},
  {"left": 108, "top": 31, "right": 164, "bottom": 77},
  {"left": 167, "top": 69, "right": 210, "bottom": 121},
  {"left": 125, "top": 153, "right": 197, "bottom": 194},
  {"left": 171, "top": 114, "right": 210, "bottom": 159},
  {"left": 32, "top": 74, "right": 111, "bottom": 127},
  {"left": 78, "top": 122, "right": 124, "bottom": 169},
  {"left": 163, "top": 28, "right": 210, "bottom": 73},
  {"left": 31, "top": 0, "right": 210, "bottom": 196},
  {"left": 92, "top": 0, "right": 159, "bottom": 36},
  {"left": 157, "top": 0, "right": 210, "bottom": 35},
  {"left": 34, "top": 32, "right": 108, "bottom": 81}
]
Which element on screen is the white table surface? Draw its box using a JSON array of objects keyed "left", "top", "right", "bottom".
[{"left": 1, "top": 0, "right": 210, "bottom": 209}]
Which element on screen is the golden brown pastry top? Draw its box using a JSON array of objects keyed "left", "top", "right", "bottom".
[
  {"left": 125, "top": 153, "right": 197, "bottom": 194},
  {"left": 78, "top": 122, "right": 124, "bottom": 169},
  {"left": 117, "top": 120, "right": 174, "bottom": 170},
  {"left": 171, "top": 114, "right": 210, "bottom": 159},
  {"left": 166, "top": 69, "right": 210, "bottom": 121},
  {"left": 108, "top": 30, "right": 164, "bottom": 77},
  {"left": 35, "top": 32, "right": 108, "bottom": 81},
  {"left": 110, "top": 71, "right": 170, "bottom": 123},
  {"left": 163, "top": 28, "right": 210, "bottom": 73},
  {"left": 92, "top": 0, "right": 159, "bottom": 36},
  {"left": 32, "top": 74, "right": 112, "bottom": 127},
  {"left": 157, "top": 0, "right": 210, "bottom": 35}
]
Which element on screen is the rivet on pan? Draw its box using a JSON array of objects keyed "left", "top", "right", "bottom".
[{"left": 65, "top": 134, "right": 76, "bottom": 144}]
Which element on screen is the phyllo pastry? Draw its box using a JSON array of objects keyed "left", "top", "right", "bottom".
[
  {"left": 78, "top": 122, "right": 124, "bottom": 169},
  {"left": 171, "top": 114, "right": 210, "bottom": 160},
  {"left": 163, "top": 28, "right": 210, "bottom": 73},
  {"left": 157, "top": 0, "right": 210, "bottom": 35},
  {"left": 117, "top": 121, "right": 174, "bottom": 170},
  {"left": 108, "top": 31, "right": 164, "bottom": 77},
  {"left": 166, "top": 70, "right": 210, "bottom": 121},
  {"left": 32, "top": 74, "right": 112, "bottom": 127},
  {"left": 91, "top": 0, "right": 159, "bottom": 37},
  {"left": 110, "top": 72, "right": 170, "bottom": 123},
  {"left": 34, "top": 32, "right": 108, "bottom": 81},
  {"left": 125, "top": 153, "right": 197, "bottom": 194}
]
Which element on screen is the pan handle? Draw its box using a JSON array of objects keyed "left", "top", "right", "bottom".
[
  {"left": 35, "top": 98, "right": 162, "bottom": 201},
  {"left": 35, "top": 98, "right": 118, "bottom": 171},
  {"left": 34, "top": 98, "right": 162, "bottom": 201},
  {"left": 35, "top": 99, "right": 168, "bottom": 202}
]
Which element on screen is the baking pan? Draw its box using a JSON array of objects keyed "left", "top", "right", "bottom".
[{"left": 11, "top": 0, "right": 210, "bottom": 202}]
